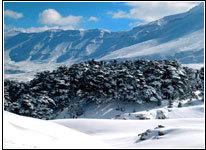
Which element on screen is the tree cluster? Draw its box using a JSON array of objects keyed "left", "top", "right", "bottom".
[{"left": 4, "top": 59, "right": 204, "bottom": 119}]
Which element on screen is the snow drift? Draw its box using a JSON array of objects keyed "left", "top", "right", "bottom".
[
  {"left": 3, "top": 100, "right": 205, "bottom": 148},
  {"left": 3, "top": 111, "right": 114, "bottom": 149}
]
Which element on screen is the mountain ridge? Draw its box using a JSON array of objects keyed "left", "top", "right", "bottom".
[{"left": 4, "top": 3, "right": 204, "bottom": 70}]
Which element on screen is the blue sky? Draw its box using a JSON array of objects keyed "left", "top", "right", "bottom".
[{"left": 4, "top": 2, "right": 200, "bottom": 33}]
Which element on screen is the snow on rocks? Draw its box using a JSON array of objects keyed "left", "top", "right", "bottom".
[
  {"left": 138, "top": 125, "right": 168, "bottom": 141},
  {"left": 156, "top": 109, "right": 168, "bottom": 119},
  {"left": 136, "top": 113, "right": 152, "bottom": 120}
]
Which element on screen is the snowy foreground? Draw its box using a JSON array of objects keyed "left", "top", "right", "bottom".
[
  {"left": 3, "top": 111, "right": 114, "bottom": 149},
  {"left": 3, "top": 101, "right": 205, "bottom": 149}
]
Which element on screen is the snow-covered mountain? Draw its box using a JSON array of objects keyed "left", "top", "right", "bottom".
[{"left": 4, "top": 3, "right": 204, "bottom": 69}]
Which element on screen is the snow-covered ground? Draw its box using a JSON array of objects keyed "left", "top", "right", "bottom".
[
  {"left": 3, "top": 111, "right": 114, "bottom": 149},
  {"left": 182, "top": 63, "right": 205, "bottom": 70},
  {"left": 53, "top": 117, "right": 204, "bottom": 149},
  {"left": 56, "top": 98, "right": 204, "bottom": 120},
  {"left": 4, "top": 58, "right": 75, "bottom": 82},
  {"left": 3, "top": 100, "right": 205, "bottom": 149},
  {"left": 49, "top": 101, "right": 206, "bottom": 149},
  {"left": 4, "top": 61, "right": 205, "bottom": 82}
]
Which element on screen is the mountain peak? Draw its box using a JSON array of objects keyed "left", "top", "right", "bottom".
[
  {"left": 188, "top": 2, "right": 204, "bottom": 13},
  {"left": 4, "top": 3, "right": 204, "bottom": 66}
]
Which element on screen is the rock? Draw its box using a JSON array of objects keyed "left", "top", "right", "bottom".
[
  {"left": 158, "top": 131, "right": 165, "bottom": 136},
  {"left": 158, "top": 125, "right": 165, "bottom": 128},
  {"left": 136, "top": 113, "right": 151, "bottom": 120},
  {"left": 178, "top": 102, "right": 182, "bottom": 107},
  {"left": 156, "top": 109, "right": 168, "bottom": 119},
  {"left": 139, "top": 129, "right": 152, "bottom": 140},
  {"left": 115, "top": 114, "right": 121, "bottom": 118},
  {"left": 155, "top": 125, "right": 165, "bottom": 129}
]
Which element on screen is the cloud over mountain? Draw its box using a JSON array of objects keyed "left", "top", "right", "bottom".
[
  {"left": 108, "top": 2, "right": 200, "bottom": 22},
  {"left": 38, "top": 9, "right": 82, "bottom": 29}
]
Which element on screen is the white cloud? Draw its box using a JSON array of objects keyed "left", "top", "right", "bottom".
[
  {"left": 5, "top": 10, "right": 23, "bottom": 19},
  {"left": 107, "top": 10, "right": 129, "bottom": 19},
  {"left": 38, "top": 9, "right": 82, "bottom": 28},
  {"left": 4, "top": 25, "right": 76, "bottom": 33},
  {"left": 108, "top": 2, "right": 200, "bottom": 22},
  {"left": 88, "top": 16, "right": 99, "bottom": 22}
]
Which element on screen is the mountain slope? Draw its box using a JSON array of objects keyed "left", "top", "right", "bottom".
[
  {"left": 99, "top": 29, "right": 204, "bottom": 63},
  {"left": 4, "top": 3, "right": 204, "bottom": 71}
]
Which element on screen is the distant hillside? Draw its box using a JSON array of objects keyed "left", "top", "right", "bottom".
[{"left": 4, "top": 3, "right": 204, "bottom": 65}]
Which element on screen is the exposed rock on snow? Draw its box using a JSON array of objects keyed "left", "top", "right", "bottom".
[
  {"left": 136, "top": 113, "right": 151, "bottom": 120},
  {"left": 156, "top": 109, "right": 168, "bottom": 119},
  {"left": 137, "top": 124, "right": 184, "bottom": 141}
]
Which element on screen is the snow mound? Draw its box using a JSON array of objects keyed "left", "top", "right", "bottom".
[
  {"left": 53, "top": 117, "right": 205, "bottom": 148},
  {"left": 4, "top": 102, "right": 204, "bottom": 149},
  {"left": 3, "top": 111, "right": 114, "bottom": 149}
]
